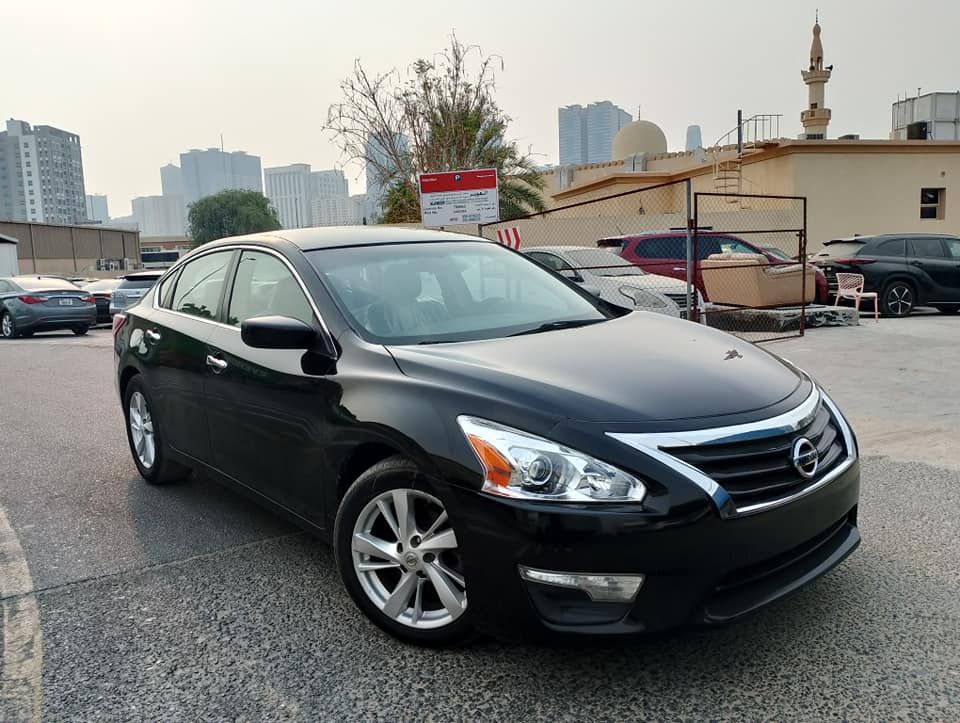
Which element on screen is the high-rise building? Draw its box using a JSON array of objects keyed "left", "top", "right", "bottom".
[
  {"left": 0, "top": 119, "right": 87, "bottom": 224},
  {"left": 160, "top": 164, "right": 183, "bottom": 197},
  {"left": 558, "top": 102, "right": 633, "bottom": 165},
  {"left": 179, "top": 148, "right": 263, "bottom": 209},
  {"left": 85, "top": 194, "right": 109, "bottom": 223},
  {"left": 264, "top": 165, "right": 350, "bottom": 228},
  {"left": 365, "top": 133, "right": 406, "bottom": 222},
  {"left": 311, "top": 194, "right": 366, "bottom": 227},
  {"left": 131, "top": 195, "right": 187, "bottom": 237}
]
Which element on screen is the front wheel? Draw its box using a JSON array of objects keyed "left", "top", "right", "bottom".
[
  {"left": 881, "top": 281, "right": 915, "bottom": 317},
  {"left": 123, "top": 376, "right": 190, "bottom": 484},
  {"left": 335, "top": 457, "right": 473, "bottom": 647},
  {"left": 1, "top": 311, "right": 18, "bottom": 339},
  {"left": 73, "top": 326, "right": 89, "bottom": 336}
]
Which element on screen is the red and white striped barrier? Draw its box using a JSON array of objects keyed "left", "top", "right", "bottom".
[{"left": 495, "top": 227, "right": 521, "bottom": 250}]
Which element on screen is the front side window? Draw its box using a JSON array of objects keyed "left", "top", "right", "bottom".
[
  {"left": 227, "top": 251, "right": 314, "bottom": 326},
  {"left": 909, "top": 238, "right": 945, "bottom": 259},
  {"left": 170, "top": 252, "right": 231, "bottom": 319},
  {"left": 527, "top": 252, "right": 572, "bottom": 272},
  {"left": 308, "top": 242, "right": 607, "bottom": 344}
]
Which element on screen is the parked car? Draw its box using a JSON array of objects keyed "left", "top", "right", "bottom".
[
  {"left": 0, "top": 275, "right": 96, "bottom": 338},
  {"left": 598, "top": 232, "right": 830, "bottom": 305},
  {"left": 83, "top": 278, "right": 123, "bottom": 325},
  {"left": 812, "top": 234, "right": 960, "bottom": 316},
  {"left": 524, "top": 245, "right": 702, "bottom": 317},
  {"left": 114, "top": 227, "right": 860, "bottom": 646},
  {"left": 109, "top": 271, "right": 164, "bottom": 316}
]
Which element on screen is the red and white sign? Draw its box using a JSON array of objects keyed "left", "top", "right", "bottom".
[
  {"left": 418, "top": 169, "right": 499, "bottom": 226},
  {"left": 495, "top": 227, "right": 521, "bottom": 250}
]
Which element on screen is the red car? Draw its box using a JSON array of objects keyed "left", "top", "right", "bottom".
[{"left": 597, "top": 232, "right": 829, "bottom": 304}]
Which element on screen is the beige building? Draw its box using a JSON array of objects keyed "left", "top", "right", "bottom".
[
  {"left": 0, "top": 220, "right": 140, "bottom": 276},
  {"left": 515, "top": 20, "right": 959, "bottom": 251}
]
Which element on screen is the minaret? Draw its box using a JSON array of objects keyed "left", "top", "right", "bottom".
[{"left": 800, "top": 13, "right": 832, "bottom": 138}]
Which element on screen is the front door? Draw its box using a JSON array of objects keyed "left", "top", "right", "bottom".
[
  {"left": 138, "top": 249, "right": 235, "bottom": 462},
  {"left": 204, "top": 249, "right": 334, "bottom": 526},
  {"left": 907, "top": 237, "right": 954, "bottom": 301}
]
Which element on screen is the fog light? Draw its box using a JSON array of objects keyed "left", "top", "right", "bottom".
[{"left": 518, "top": 566, "right": 644, "bottom": 602}]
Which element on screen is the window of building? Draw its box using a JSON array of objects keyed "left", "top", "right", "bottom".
[{"left": 920, "top": 188, "right": 945, "bottom": 220}]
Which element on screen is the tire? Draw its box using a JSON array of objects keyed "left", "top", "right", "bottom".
[
  {"left": 122, "top": 375, "right": 190, "bottom": 484},
  {"left": 933, "top": 305, "right": 960, "bottom": 315},
  {"left": 1, "top": 311, "right": 19, "bottom": 339},
  {"left": 881, "top": 280, "right": 915, "bottom": 317},
  {"left": 72, "top": 326, "right": 89, "bottom": 336},
  {"left": 334, "top": 456, "right": 474, "bottom": 647}
]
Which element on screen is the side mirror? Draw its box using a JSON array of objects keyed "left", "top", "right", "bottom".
[
  {"left": 560, "top": 269, "right": 584, "bottom": 283},
  {"left": 241, "top": 315, "right": 318, "bottom": 350}
]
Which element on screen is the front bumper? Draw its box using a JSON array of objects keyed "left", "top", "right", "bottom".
[{"left": 448, "top": 459, "right": 860, "bottom": 639}]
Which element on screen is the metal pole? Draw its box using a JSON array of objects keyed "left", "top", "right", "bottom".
[
  {"left": 685, "top": 180, "right": 694, "bottom": 321},
  {"left": 800, "top": 197, "right": 808, "bottom": 337},
  {"left": 737, "top": 109, "right": 743, "bottom": 157}
]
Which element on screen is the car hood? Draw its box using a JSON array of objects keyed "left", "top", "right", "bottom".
[
  {"left": 591, "top": 273, "right": 687, "bottom": 291},
  {"left": 386, "top": 313, "right": 805, "bottom": 425}
]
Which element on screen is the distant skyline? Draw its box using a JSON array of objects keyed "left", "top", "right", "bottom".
[{"left": 6, "top": 0, "right": 959, "bottom": 214}]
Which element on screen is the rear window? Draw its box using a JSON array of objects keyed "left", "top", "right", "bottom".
[
  {"left": 118, "top": 277, "right": 161, "bottom": 289},
  {"left": 812, "top": 241, "right": 865, "bottom": 260},
  {"left": 15, "top": 277, "right": 79, "bottom": 291}
]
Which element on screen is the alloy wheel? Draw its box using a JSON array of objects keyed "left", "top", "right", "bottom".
[
  {"left": 1, "top": 314, "right": 13, "bottom": 338},
  {"left": 886, "top": 284, "right": 913, "bottom": 316},
  {"left": 128, "top": 391, "right": 156, "bottom": 469},
  {"left": 351, "top": 489, "right": 466, "bottom": 629}
]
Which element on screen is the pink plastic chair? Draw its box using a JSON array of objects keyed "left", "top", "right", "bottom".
[{"left": 834, "top": 272, "right": 878, "bottom": 321}]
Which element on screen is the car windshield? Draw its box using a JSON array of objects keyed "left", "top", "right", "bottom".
[
  {"left": 565, "top": 249, "right": 643, "bottom": 277},
  {"left": 83, "top": 279, "right": 121, "bottom": 292},
  {"left": 762, "top": 246, "right": 792, "bottom": 261},
  {"left": 15, "top": 277, "right": 80, "bottom": 291},
  {"left": 307, "top": 241, "right": 610, "bottom": 344}
]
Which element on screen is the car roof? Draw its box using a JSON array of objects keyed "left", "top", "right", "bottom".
[
  {"left": 598, "top": 231, "right": 737, "bottom": 240},
  {"left": 825, "top": 233, "right": 960, "bottom": 244},
  {"left": 525, "top": 245, "right": 620, "bottom": 253},
  {"left": 204, "top": 226, "right": 490, "bottom": 252},
  {"left": 122, "top": 271, "right": 165, "bottom": 279},
  {"left": 10, "top": 275, "right": 78, "bottom": 283}
]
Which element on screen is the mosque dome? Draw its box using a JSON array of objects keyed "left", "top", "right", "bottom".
[{"left": 612, "top": 119, "right": 668, "bottom": 158}]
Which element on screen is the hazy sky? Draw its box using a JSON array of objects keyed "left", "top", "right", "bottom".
[{"left": 6, "top": 0, "right": 959, "bottom": 216}]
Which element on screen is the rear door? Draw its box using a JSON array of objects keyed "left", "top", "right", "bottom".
[
  {"left": 907, "top": 237, "right": 953, "bottom": 302},
  {"left": 941, "top": 238, "right": 960, "bottom": 301},
  {"left": 135, "top": 249, "right": 235, "bottom": 462},
  {"left": 203, "top": 248, "right": 335, "bottom": 524}
]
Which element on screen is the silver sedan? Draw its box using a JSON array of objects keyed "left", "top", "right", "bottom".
[{"left": 0, "top": 275, "right": 97, "bottom": 338}]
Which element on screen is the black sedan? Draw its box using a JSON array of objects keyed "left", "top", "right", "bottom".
[
  {"left": 1, "top": 275, "right": 97, "bottom": 338},
  {"left": 813, "top": 233, "right": 960, "bottom": 316},
  {"left": 82, "top": 277, "right": 123, "bottom": 325},
  {"left": 113, "top": 227, "right": 860, "bottom": 646}
]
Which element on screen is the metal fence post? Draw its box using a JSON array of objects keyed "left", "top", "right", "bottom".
[{"left": 684, "top": 180, "right": 694, "bottom": 321}]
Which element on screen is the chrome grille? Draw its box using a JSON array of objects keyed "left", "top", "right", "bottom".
[{"left": 662, "top": 402, "right": 845, "bottom": 509}]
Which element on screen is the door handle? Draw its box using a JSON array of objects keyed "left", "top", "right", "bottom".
[
  {"left": 910, "top": 260, "right": 923, "bottom": 267},
  {"left": 145, "top": 329, "right": 161, "bottom": 342},
  {"left": 205, "top": 354, "right": 228, "bottom": 372},
  {"left": 673, "top": 267, "right": 686, "bottom": 272}
]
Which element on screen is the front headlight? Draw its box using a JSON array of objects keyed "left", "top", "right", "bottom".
[
  {"left": 458, "top": 416, "right": 647, "bottom": 503},
  {"left": 617, "top": 286, "right": 666, "bottom": 308}
]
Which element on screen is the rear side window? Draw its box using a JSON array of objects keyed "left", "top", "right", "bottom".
[
  {"left": 0, "top": 281, "right": 11, "bottom": 293},
  {"left": 170, "top": 251, "right": 232, "bottom": 320},
  {"left": 944, "top": 238, "right": 960, "bottom": 259},
  {"left": 635, "top": 236, "right": 685, "bottom": 259},
  {"left": 873, "top": 239, "right": 905, "bottom": 256},
  {"left": 909, "top": 238, "right": 945, "bottom": 259}
]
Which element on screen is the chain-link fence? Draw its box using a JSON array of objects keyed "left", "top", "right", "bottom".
[{"left": 479, "top": 181, "right": 810, "bottom": 342}]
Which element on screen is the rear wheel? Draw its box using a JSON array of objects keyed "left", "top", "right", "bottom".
[
  {"left": 934, "top": 305, "right": 960, "bottom": 315},
  {"left": 881, "top": 281, "right": 915, "bottom": 317},
  {"left": 72, "top": 326, "right": 89, "bottom": 336},
  {"left": 123, "top": 376, "right": 190, "bottom": 484},
  {"left": 335, "top": 457, "right": 473, "bottom": 647},
  {"left": 1, "top": 311, "right": 18, "bottom": 339}
]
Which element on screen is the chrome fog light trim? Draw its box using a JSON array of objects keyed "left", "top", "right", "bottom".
[{"left": 518, "top": 566, "right": 645, "bottom": 602}]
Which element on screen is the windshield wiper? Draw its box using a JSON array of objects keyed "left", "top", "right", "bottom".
[{"left": 509, "top": 319, "right": 605, "bottom": 337}]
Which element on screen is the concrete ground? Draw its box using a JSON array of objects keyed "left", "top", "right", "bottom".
[{"left": 0, "top": 316, "right": 958, "bottom": 721}]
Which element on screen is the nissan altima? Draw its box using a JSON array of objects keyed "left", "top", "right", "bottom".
[{"left": 113, "top": 227, "right": 860, "bottom": 646}]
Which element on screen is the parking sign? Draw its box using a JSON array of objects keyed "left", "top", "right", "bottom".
[{"left": 418, "top": 169, "right": 499, "bottom": 226}]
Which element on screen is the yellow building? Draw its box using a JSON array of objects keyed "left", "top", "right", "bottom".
[{"left": 528, "top": 20, "right": 959, "bottom": 251}]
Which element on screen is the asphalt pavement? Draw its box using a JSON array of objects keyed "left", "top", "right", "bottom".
[{"left": 1, "top": 320, "right": 958, "bottom": 721}]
